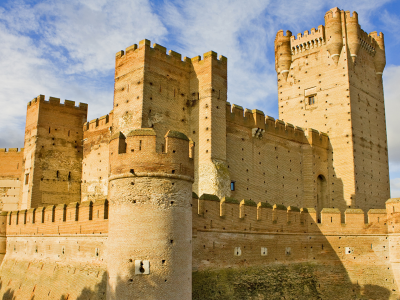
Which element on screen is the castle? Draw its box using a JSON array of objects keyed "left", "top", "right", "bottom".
[{"left": 0, "top": 7, "right": 397, "bottom": 300}]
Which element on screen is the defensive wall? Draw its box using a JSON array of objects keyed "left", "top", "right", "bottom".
[
  {"left": 82, "top": 112, "right": 113, "bottom": 203},
  {"left": 0, "top": 200, "right": 108, "bottom": 299},
  {"left": 0, "top": 148, "right": 23, "bottom": 211},
  {"left": 224, "top": 102, "right": 335, "bottom": 212},
  {"left": 1, "top": 197, "right": 400, "bottom": 298},
  {"left": 79, "top": 93, "right": 335, "bottom": 214}
]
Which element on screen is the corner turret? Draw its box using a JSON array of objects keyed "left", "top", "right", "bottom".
[
  {"left": 274, "top": 30, "right": 292, "bottom": 80},
  {"left": 370, "top": 31, "right": 386, "bottom": 78},
  {"left": 345, "top": 11, "right": 361, "bottom": 63},
  {"left": 324, "top": 7, "right": 343, "bottom": 65}
]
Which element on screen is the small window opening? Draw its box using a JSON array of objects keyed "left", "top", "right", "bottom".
[
  {"left": 49, "top": 127, "right": 51, "bottom": 133},
  {"left": 68, "top": 172, "right": 71, "bottom": 181},
  {"left": 231, "top": 181, "right": 235, "bottom": 191},
  {"left": 56, "top": 171, "right": 59, "bottom": 178},
  {"left": 308, "top": 96, "right": 315, "bottom": 105},
  {"left": 139, "top": 140, "right": 142, "bottom": 151},
  {"left": 25, "top": 173, "right": 29, "bottom": 185}
]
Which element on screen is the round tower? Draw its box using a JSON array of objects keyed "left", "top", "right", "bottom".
[
  {"left": 346, "top": 11, "right": 360, "bottom": 63},
  {"left": 106, "top": 128, "right": 194, "bottom": 300},
  {"left": 274, "top": 30, "right": 292, "bottom": 80},
  {"left": 324, "top": 7, "right": 343, "bottom": 65}
]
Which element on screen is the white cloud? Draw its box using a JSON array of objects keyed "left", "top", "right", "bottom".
[{"left": 0, "top": 0, "right": 167, "bottom": 148}]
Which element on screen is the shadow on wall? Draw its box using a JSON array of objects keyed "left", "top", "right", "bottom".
[
  {"left": 0, "top": 252, "right": 394, "bottom": 300},
  {"left": 191, "top": 204, "right": 396, "bottom": 299}
]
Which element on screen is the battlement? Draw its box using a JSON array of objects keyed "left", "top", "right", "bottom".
[
  {"left": 109, "top": 128, "right": 194, "bottom": 179},
  {"left": 5, "top": 199, "right": 108, "bottom": 235},
  {"left": 226, "top": 102, "right": 328, "bottom": 147},
  {"left": 290, "top": 25, "right": 325, "bottom": 53},
  {"left": 27, "top": 95, "right": 88, "bottom": 111},
  {"left": 275, "top": 30, "right": 292, "bottom": 39},
  {"left": 344, "top": 10, "right": 358, "bottom": 21},
  {"left": 0, "top": 148, "right": 24, "bottom": 153},
  {"left": 84, "top": 111, "right": 113, "bottom": 131},
  {"left": 324, "top": 7, "right": 341, "bottom": 20},
  {"left": 370, "top": 31, "right": 384, "bottom": 42},
  {"left": 115, "top": 39, "right": 227, "bottom": 68},
  {"left": 194, "top": 194, "right": 389, "bottom": 235}
]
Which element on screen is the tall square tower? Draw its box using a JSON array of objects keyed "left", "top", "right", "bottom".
[{"left": 275, "top": 7, "right": 389, "bottom": 213}]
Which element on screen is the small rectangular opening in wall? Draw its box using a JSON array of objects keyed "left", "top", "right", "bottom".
[
  {"left": 234, "top": 247, "right": 241, "bottom": 256},
  {"left": 135, "top": 260, "right": 150, "bottom": 274},
  {"left": 345, "top": 247, "right": 352, "bottom": 254},
  {"left": 25, "top": 173, "right": 29, "bottom": 185},
  {"left": 261, "top": 247, "right": 268, "bottom": 256},
  {"left": 231, "top": 181, "right": 236, "bottom": 191}
]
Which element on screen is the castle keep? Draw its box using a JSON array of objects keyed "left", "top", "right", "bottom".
[{"left": 0, "top": 7, "right": 397, "bottom": 300}]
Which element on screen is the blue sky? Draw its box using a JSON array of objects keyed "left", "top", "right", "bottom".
[{"left": 1, "top": 0, "right": 400, "bottom": 195}]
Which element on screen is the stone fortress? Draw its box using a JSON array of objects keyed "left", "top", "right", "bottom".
[{"left": 0, "top": 7, "right": 398, "bottom": 300}]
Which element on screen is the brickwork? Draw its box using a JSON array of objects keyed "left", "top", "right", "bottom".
[
  {"left": 107, "top": 130, "right": 194, "bottom": 299},
  {"left": 3, "top": 197, "right": 400, "bottom": 299},
  {"left": 0, "top": 6, "right": 396, "bottom": 300},
  {"left": 21, "top": 95, "right": 88, "bottom": 209},
  {"left": 276, "top": 8, "right": 390, "bottom": 213},
  {"left": 225, "top": 104, "right": 333, "bottom": 211},
  {"left": 82, "top": 113, "right": 112, "bottom": 202},
  {"left": 0, "top": 148, "right": 23, "bottom": 211}
]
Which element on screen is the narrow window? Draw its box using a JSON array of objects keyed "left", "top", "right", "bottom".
[
  {"left": 230, "top": 181, "right": 235, "bottom": 191},
  {"left": 139, "top": 140, "right": 142, "bottom": 151},
  {"left": 56, "top": 171, "right": 59, "bottom": 178},
  {"left": 308, "top": 96, "right": 315, "bottom": 105},
  {"left": 25, "top": 173, "right": 29, "bottom": 185},
  {"left": 68, "top": 130, "right": 70, "bottom": 137},
  {"left": 49, "top": 127, "right": 51, "bottom": 133},
  {"left": 68, "top": 172, "right": 71, "bottom": 181}
]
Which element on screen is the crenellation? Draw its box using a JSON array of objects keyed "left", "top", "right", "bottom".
[
  {"left": 290, "top": 25, "right": 325, "bottom": 52},
  {"left": 27, "top": 95, "right": 87, "bottom": 111},
  {"left": 1, "top": 7, "right": 398, "bottom": 299},
  {"left": 6, "top": 200, "right": 109, "bottom": 236}
]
